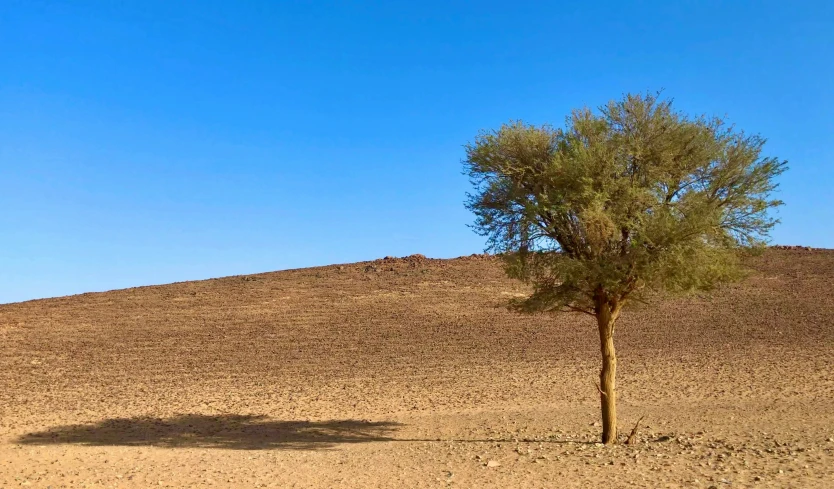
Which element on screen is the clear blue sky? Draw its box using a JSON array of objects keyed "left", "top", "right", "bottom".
[{"left": 1, "top": 1, "right": 832, "bottom": 304}]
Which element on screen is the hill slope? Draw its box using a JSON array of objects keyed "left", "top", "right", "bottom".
[{"left": 2, "top": 249, "right": 833, "bottom": 487}]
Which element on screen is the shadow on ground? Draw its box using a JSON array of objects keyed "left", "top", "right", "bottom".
[{"left": 17, "top": 414, "right": 402, "bottom": 450}]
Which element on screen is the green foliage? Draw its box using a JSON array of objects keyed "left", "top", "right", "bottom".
[{"left": 465, "top": 93, "right": 786, "bottom": 315}]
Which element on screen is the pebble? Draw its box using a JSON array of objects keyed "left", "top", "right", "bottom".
[{"left": 487, "top": 460, "right": 501, "bottom": 468}]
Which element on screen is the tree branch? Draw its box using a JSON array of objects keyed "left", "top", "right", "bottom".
[{"left": 562, "top": 305, "right": 596, "bottom": 316}]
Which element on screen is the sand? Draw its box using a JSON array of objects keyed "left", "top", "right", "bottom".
[{"left": 1, "top": 248, "right": 833, "bottom": 488}]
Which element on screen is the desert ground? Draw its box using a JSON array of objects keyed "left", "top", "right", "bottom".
[{"left": 1, "top": 248, "right": 833, "bottom": 488}]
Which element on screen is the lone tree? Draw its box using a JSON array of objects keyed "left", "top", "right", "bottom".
[{"left": 464, "top": 93, "right": 786, "bottom": 444}]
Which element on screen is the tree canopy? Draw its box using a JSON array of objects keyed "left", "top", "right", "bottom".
[{"left": 465, "top": 93, "right": 787, "bottom": 317}]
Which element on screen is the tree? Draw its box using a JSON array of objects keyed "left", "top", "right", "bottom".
[{"left": 464, "top": 93, "right": 786, "bottom": 444}]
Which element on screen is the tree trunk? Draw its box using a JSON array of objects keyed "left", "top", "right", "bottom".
[{"left": 596, "top": 301, "right": 619, "bottom": 444}]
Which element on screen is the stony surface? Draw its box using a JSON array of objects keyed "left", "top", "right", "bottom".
[{"left": 1, "top": 248, "right": 833, "bottom": 487}]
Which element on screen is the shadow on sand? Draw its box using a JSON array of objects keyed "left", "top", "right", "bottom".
[
  {"left": 17, "top": 414, "right": 402, "bottom": 450},
  {"left": 17, "top": 414, "right": 608, "bottom": 450}
]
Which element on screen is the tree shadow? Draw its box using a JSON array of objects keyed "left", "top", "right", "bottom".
[{"left": 17, "top": 414, "right": 402, "bottom": 450}]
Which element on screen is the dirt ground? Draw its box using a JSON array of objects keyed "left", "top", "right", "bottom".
[{"left": 1, "top": 248, "right": 833, "bottom": 488}]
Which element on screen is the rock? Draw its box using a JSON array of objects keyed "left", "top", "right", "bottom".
[
  {"left": 459, "top": 253, "right": 491, "bottom": 261},
  {"left": 771, "top": 245, "right": 814, "bottom": 251},
  {"left": 486, "top": 460, "right": 501, "bottom": 468}
]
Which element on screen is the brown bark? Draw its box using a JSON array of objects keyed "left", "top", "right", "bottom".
[{"left": 596, "top": 297, "right": 620, "bottom": 444}]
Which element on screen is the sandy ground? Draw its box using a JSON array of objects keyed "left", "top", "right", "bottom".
[{"left": 1, "top": 248, "right": 833, "bottom": 488}]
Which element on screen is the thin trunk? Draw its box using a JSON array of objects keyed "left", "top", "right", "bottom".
[{"left": 596, "top": 299, "right": 619, "bottom": 444}]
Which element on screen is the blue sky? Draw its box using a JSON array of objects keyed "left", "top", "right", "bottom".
[{"left": 1, "top": 1, "right": 832, "bottom": 304}]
